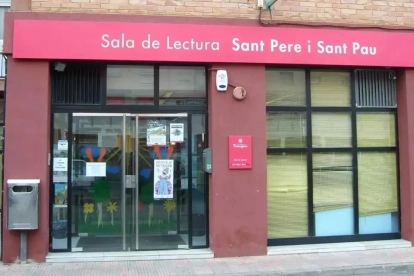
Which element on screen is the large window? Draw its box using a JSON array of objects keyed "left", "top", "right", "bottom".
[{"left": 266, "top": 68, "right": 399, "bottom": 244}]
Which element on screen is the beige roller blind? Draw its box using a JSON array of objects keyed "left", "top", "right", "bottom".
[
  {"left": 311, "top": 70, "right": 351, "bottom": 107},
  {"left": 266, "top": 112, "right": 306, "bottom": 148},
  {"left": 267, "top": 153, "right": 308, "bottom": 238},
  {"left": 266, "top": 69, "right": 306, "bottom": 106},
  {"left": 312, "top": 113, "right": 352, "bottom": 148},
  {"left": 358, "top": 152, "right": 398, "bottom": 216},
  {"left": 357, "top": 113, "right": 396, "bottom": 147},
  {"left": 313, "top": 153, "right": 353, "bottom": 213}
]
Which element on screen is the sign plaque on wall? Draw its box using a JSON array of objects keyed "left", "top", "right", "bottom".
[{"left": 228, "top": 135, "right": 252, "bottom": 169}]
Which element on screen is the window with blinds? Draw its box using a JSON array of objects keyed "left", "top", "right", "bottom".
[
  {"left": 51, "top": 63, "right": 102, "bottom": 105},
  {"left": 266, "top": 68, "right": 399, "bottom": 242}
]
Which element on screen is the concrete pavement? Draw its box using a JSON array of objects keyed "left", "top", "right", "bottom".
[{"left": 2, "top": 247, "right": 414, "bottom": 275}]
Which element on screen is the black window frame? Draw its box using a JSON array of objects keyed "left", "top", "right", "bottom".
[
  {"left": 49, "top": 61, "right": 210, "bottom": 253},
  {"left": 266, "top": 66, "right": 401, "bottom": 246}
]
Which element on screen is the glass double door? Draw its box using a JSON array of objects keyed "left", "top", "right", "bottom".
[{"left": 71, "top": 113, "right": 193, "bottom": 252}]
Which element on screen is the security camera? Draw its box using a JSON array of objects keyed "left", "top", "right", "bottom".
[
  {"left": 54, "top": 62, "right": 66, "bottom": 72},
  {"left": 389, "top": 72, "right": 396, "bottom": 80}
]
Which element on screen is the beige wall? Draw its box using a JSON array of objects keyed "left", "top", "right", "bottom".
[{"left": 27, "top": 0, "right": 413, "bottom": 27}]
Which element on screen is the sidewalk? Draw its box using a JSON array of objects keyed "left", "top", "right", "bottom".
[{"left": 2, "top": 247, "right": 414, "bottom": 275}]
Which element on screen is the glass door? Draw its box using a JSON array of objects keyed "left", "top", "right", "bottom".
[
  {"left": 126, "top": 113, "right": 189, "bottom": 250},
  {"left": 71, "top": 113, "right": 125, "bottom": 252},
  {"left": 71, "top": 113, "right": 190, "bottom": 252}
]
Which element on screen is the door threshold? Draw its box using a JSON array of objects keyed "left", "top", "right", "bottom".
[{"left": 46, "top": 248, "right": 214, "bottom": 263}]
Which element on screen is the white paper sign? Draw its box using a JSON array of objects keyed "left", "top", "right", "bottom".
[
  {"left": 170, "top": 123, "right": 184, "bottom": 143},
  {"left": 154, "top": 159, "right": 174, "bottom": 199},
  {"left": 57, "top": 140, "right": 68, "bottom": 151},
  {"left": 125, "top": 175, "right": 136, "bottom": 188},
  {"left": 147, "top": 125, "right": 167, "bottom": 146},
  {"left": 86, "top": 162, "right": 106, "bottom": 177},
  {"left": 53, "top": 158, "right": 68, "bottom": 172}
]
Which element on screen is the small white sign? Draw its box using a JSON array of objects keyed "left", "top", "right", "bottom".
[
  {"left": 57, "top": 140, "right": 68, "bottom": 151},
  {"left": 53, "top": 158, "right": 68, "bottom": 172},
  {"left": 86, "top": 162, "right": 106, "bottom": 177},
  {"left": 170, "top": 123, "right": 184, "bottom": 143},
  {"left": 154, "top": 159, "right": 174, "bottom": 199},
  {"left": 147, "top": 125, "right": 167, "bottom": 146},
  {"left": 125, "top": 175, "right": 136, "bottom": 188}
]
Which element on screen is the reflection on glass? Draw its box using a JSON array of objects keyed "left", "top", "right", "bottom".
[
  {"left": 0, "top": 98, "right": 4, "bottom": 124},
  {"left": 159, "top": 66, "right": 206, "bottom": 106},
  {"left": 267, "top": 112, "right": 306, "bottom": 148},
  {"left": 358, "top": 152, "right": 399, "bottom": 234},
  {"left": 106, "top": 65, "right": 154, "bottom": 105},
  {"left": 266, "top": 69, "right": 306, "bottom": 106},
  {"left": 51, "top": 113, "right": 69, "bottom": 250},
  {"left": 267, "top": 152, "right": 308, "bottom": 238},
  {"left": 311, "top": 70, "right": 351, "bottom": 107},
  {"left": 357, "top": 113, "right": 396, "bottom": 147},
  {"left": 313, "top": 153, "right": 353, "bottom": 236},
  {"left": 190, "top": 114, "right": 207, "bottom": 247},
  {"left": 312, "top": 113, "right": 351, "bottom": 148},
  {"left": 0, "top": 127, "right": 3, "bottom": 209}
]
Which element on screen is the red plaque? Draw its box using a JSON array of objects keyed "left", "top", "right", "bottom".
[{"left": 228, "top": 135, "right": 252, "bottom": 169}]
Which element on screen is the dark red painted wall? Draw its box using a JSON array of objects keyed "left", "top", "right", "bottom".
[
  {"left": 208, "top": 64, "right": 268, "bottom": 257},
  {"left": 397, "top": 69, "right": 414, "bottom": 244},
  {"left": 2, "top": 58, "right": 50, "bottom": 262}
]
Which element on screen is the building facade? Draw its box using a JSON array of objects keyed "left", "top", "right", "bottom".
[{"left": 2, "top": 0, "right": 414, "bottom": 263}]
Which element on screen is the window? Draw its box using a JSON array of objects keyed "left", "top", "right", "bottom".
[
  {"left": 106, "top": 65, "right": 207, "bottom": 107},
  {"left": 266, "top": 68, "right": 399, "bottom": 242},
  {"left": 0, "top": 5, "right": 9, "bottom": 41},
  {"left": 106, "top": 65, "right": 155, "bottom": 105},
  {"left": 0, "top": 5, "right": 9, "bottom": 78}
]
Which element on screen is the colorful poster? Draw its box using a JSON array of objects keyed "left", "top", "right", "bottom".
[
  {"left": 54, "top": 183, "right": 68, "bottom": 206},
  {"left": 86, "top": 162, "right": 106, "bottom": 177},
  {"left": 147, "top": 121, "right": 167, "bottom": 146},
  {"left": 170, "top": 123, "right": 184, "bottom": 143},
  {"left": 154, "top": 159, "right": 174, "bottom": 199}
]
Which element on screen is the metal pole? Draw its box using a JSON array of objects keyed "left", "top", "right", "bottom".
[
  {"left": 20, "top": 232, "right": 27, "bottom": 262},
  {"left": 122, "top": 114, "right": 126, "bottom": 251},
  {"left": 135, "top": 115, "right": 139, "bottom": 250}
]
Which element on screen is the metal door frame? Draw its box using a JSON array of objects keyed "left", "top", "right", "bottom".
[{"left": 73, "top": 112, "right": 188, "bottom": 251}]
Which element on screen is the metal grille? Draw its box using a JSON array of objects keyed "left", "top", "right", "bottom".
[
  {"left": 355, "top": 69, "right": 397, "bottom": 108},
  {"left": 51, "top": 63, "right": 101, "bottom": 105}
]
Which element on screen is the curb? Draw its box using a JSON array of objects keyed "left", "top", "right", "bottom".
[{"left": 207, "top": 263, "right": 414, "bottom": 276}]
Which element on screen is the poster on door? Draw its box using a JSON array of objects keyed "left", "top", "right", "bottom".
[
  {"left": 154, "top": 159, "right": 174, "bottom": 199},
  {"left": 147, "top": 121, "right": 167, "bottom": 146},
  {"left": 169, "top": 123, "right": 184, "bottom": 143}
]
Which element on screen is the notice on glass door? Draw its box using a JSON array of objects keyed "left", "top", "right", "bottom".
[
  {"left": 147, "top": 121, "right": 167, "bottom": 146},
  {"left": 53, "top": 158, "right": 68, "bottom": 171},
  {"left": 86, "top": 162, "right": 106, "bottom": 177},
  {"left": 170, "top": 123, "right": 184, "bottom": 143},
  {"left": 154, "top": 159, "right": 174, "bottom": 199},
  {"left": 57, "top": 140, "right": 68, "bottom": 151}
]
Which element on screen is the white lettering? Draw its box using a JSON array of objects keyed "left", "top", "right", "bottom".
[
  {"left": 142, "top": 34, "right": 160, "bottom": 49},
  {"left": 352, "top": 42, "right": 376, "bottom": 55},
  {"left": 317, "top": 41, "right": 347, "bottom": 54},
  {"left": 167, "top": 36, "right": 219, "bottom": 51},
  {"left": 101, "top": 34, "right": 110, "bottom": 48},
  {"left": 270, "top": 40, "right": 301, "bottom": 53},
  {"left": 232, "top": 38, "right": 265, "bottom": 52},
  {"left": 101, "top": 33, "right": 135, "bottom": 49}
]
